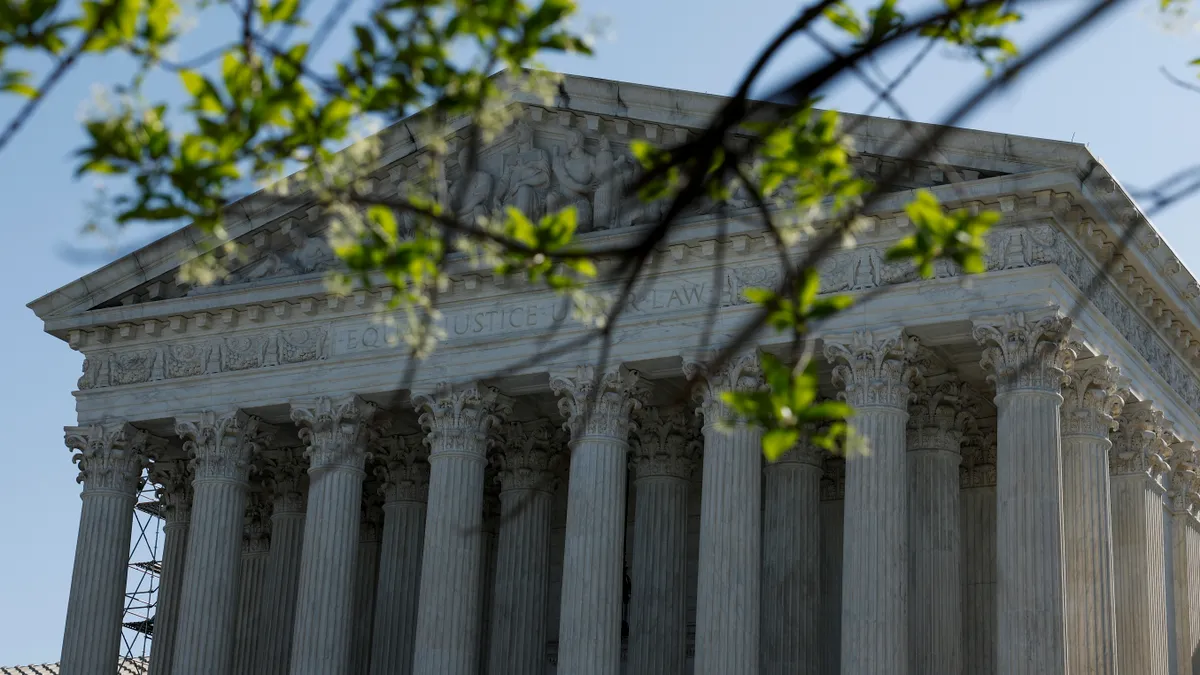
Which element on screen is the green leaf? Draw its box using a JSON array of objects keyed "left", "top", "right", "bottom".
[{"left": 762, "top": 428, "right": 799, "bottom": 462}]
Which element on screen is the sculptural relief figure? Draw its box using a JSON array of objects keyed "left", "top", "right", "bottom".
[
  {"left": 450, "top": 147, "right": 495, "bottom": 224},
  {"left": 548, "top": 128, "right": 598, "bottom": 231},
  {"left": 236, "top": 227, "right": 336, "bottom": 283},
  {"left": 615, "top": 148, "right": 667, "bottom": 228},
  {"left": 592, "top": 136, "right": 618, "bottom": 229},
  {"left": 495, "top": 120, "right": 550, "bottom": 221}
]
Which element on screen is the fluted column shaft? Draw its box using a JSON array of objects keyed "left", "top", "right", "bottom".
[
  {"left": 907, "top": 447, "right": 962, "bottom": 673},
  {"left": 233, "top": 548, "right": 270, "bottom": 675},
  {"left": 761, "top": 450, "right": 822, "bottom": 675},
  {"left": 975, "top": 312, "right": 1073, "bottom": 675},
  {"left": 487, "top": 487, "right": 555, "bottom": 674},
  {"left": 147, "top": 459, "right": 190, "bottom": 675},
  {"left": 478, "top": 494, "right": 500, "bottom": 675},
  {"left": 551, "top": 367, "right": 645, "bottom": 675},
  {"left": 257, "top": 496, "right": 305, "bottom": 675},
  {"left": 1169, "top": 451, "right": 1200, "bottom": 675},
  {"left": 961, "top": 484, "right": 997, "bottom": 675},
  {"left": 369, "top": 498, "right": 426, "bottom": 675},
  {"left": 350, "top": 518, "right": 382, "bottom": 675},
  {"left": 288, "top": 396, "right": 381, "bottom": 675},
  {"left": 686, "top": 355, "right": 763, "bottom": 675},
  {"left": 1111, "top": 473, "right": 1169, "bottom": 675},
  {"left": 824, "top": 331, "right": 915, "bottom": 675},
  {"left": 149, "top": 514, "right": 189, "bottom": 675},
  {"left": 412, "top": 384, "right": 510, "bottom": 675},
  {"left": 173, "top": 411, "right": 274, "bottom": 675},
  {"left": 61, "top": 424, "right": 154, "bottom": 675},
  {"left": 1059, "top": 357, "right": 1123, "bottom": 675}
]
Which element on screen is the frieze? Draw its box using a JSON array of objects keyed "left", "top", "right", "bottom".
[{"left": 76, "top": 222, "right": 1200, "bottom": 414}]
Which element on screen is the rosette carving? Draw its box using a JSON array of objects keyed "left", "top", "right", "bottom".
[
  {"left": 175, "top": 410, "right": 277, "bottom": 484},
  {"left": 630, "top": 405, "right": 701, "bottom": 479},
  {"left": 149, "top": 457, "right": 193, "bottom": 524},
  {"left": 823, "top": 330, "right": 920, "bottom": 410},
  {"left": 290, "top": 395, "right": 386, "bottom": 471},
  {"left": 374, "top": 433, "right": 431, "bottom": 503},
  {"left": 682, "top": 351, "right": 764, "bottom": 425},
  {"left": 1060, "top": 356, "right": 1124, "bottom": 439},
  {"left": 261, "top": 445, "right": 308, "bottom": 513},
  {"left": 414, "top": 382, "right": 511, "bottom": 459},
  {"left": 1110, "top": 401, "right": 1172, "bottom": 483},
  {"left": 551, "top": 366, "right": 648, "bottom": 442},
  {"left": 907, "top": 374, "right": 974, "bottom": 453},
  {"left": 492, "top": 419, "right": 563, "bottom": 492},
  {"left": 65, "top": 422, "right": 162, "bottom": 496},
  {"left": 973, "top": 312, "right": 1075, "bottom": 394},
  {"left": 243, "top": 491, "right": 273, "bottom": 555}
]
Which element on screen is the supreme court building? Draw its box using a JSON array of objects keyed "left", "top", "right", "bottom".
[{"left": 28, "top": 74, "right": 1200, "bottom": 675}]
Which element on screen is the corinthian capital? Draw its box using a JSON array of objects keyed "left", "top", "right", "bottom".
[
  {"left": 551, "top": 365, "right": 649, "bottom": 442},
  {"left": 823, "top": 329, "right": 919, "bottom": 410},
  {"left": 149, "top": 458, "right": 193, "bottom": 524},
  {"left": 65, "top": 422, "right": 162, "bottom": 496},
  {"left": 682, "top": 351, "right": 764, "bottom": 426},
  {"left": 1061, "top": 356, "right": 1124, "bottom": 440},
  {"left": 261, "top": 445, "right": 308, "bottom": 513},
  {"left": 243, "top": 491, "right": 272, "bottom": 555},
  {"left": 1110, "top": 401, "right": 1172, "bottom": 482},
  {"left": 176, "top": 410, "right": 277, "bottom": 484},
  {"left": 374, "top": 433, "right": 431, "bottom": 503},
  {"left": 290, "top": 395, "right": 386, "bottom": 471},
  {"left": 1169, "top": 441, "right": 1200, "bottom": 517},
  {"left": 631, "top": 405, "right": 701, "bottom": 479},
  {"left": 973, "top": 311, "right": 1074, "bottom": 394},
  {"left": 907, "top": 375, "right": 973, "bottom": 453},
  {"left": 492, "top": 419, "right": 563, "bottom": 492},
  {"left": 413, "top": 383, "right": 512, "bottom": 458}
]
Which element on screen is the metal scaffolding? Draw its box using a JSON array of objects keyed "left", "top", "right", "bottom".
[{"left": 120, "top": 471, "right": 163, "bottom": 664}]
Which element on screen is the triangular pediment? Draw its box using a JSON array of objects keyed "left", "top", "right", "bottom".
[{"left": 28, "top": 72, "right": 1094, "bottom": 323}]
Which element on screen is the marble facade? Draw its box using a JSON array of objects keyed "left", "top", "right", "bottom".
[{"left": 29, "top": 74, "right": 1200, "bottom": 675}]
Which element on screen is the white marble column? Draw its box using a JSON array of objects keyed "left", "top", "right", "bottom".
[
  {"left": 411, "top": 383, "right": 511, "bottom": 675},
  {"left": 1060, "top": 356, "right": 1123, "bottom": 675},
  {"left": 550, "top": 366, "right": 647, "bottom": 675},
  {"left": 824, "top": 330, "right": 917, "bottom": 675},
  {"left": 350, "top": 495, "right": 383, "bottom": 675},
  {"left": 61, "top": 423, "right": 157, "bottom": 675},
  {"left": 369, "top": 433, "right": 430, "bottom": 675},
  {"left": 906, "top": 375, "right": 971, "bottom": 675},
  {"left": 1169, "top": 444, "right": 1200, "bottom": 675},
  {"left": 288, "top": 395, "right": 383, "bottom": 675},
  {"left": 148, "top": 458, "right": 191, "bottom": 675},
  {"left": 974, "top": 311, "right": 1073, "bottom": 675},
  {"left": 233, "top": 493, "right": 272, "bottom": 675},
  {"left": 172, "top": 411, "right": 275, "bottom": 675},
  {"left": 684, "top": 353, "right": 764, "bottom": 675},
  {"left": 487, "top": 420, "right": 561, "bottom": 675},
  {"left": 761, "top": 437, "right": 822, "bottom": 675},
  {"left": 256, "top": 447, "right": 307, "bottom": 675},
  {"left": 960, "top": 432, "right": 998, "bottom": 675},
  {"left": 1110, "top": 401, "right": 1171, "bottom": 675},
  {"left": 626, "top": 406, "right": 698, "bottom": 675}
]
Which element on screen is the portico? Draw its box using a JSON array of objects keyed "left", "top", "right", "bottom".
[{"left": 32, "top": 75, "right": 1200, "bottom": 675}]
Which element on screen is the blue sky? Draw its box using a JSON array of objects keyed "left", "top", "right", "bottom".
[{"left": 1, "top": 0, "right": 1198, "bottom": 665}]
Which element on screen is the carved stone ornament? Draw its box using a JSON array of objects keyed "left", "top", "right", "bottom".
[
  {"left": 360, "top": 491, "right": 384, "bottom": 543},
  {"left": 630, "top": 405, "right": 701, "bottom": 480},
  {"left": 823, "top": 329, "right": 920, "bottom": 410},
  {"left": 290, "top": 395, "right": 386, "bottom": 472},
  {"left": 1168, "top": 441, "right": 1200, "bottom": 519},
  {"left": 1110, "top": 400, "right": 1172, "bottom": 485},
  {"left": 551, "top": 365, "right": 649, "bottom": 443},
  {"left": 960, "top": 430, "right": 999, "bottom": 489},
  {"left": 148, "top": 457, "right": 193, "bottom": 524},
  {"left": 820, "top": 454, "right": 846, "bottom": 501},
  {"left": 974, "top": 311, "right": 1075, "bottom": 395},
  {"left": 907, "top": 374, "right": 973, "bottom": 453},
  {"left": 374, "top": 433, "right": 431, "bottom": 503},
  {"left": 682, "top": 351, "right": 765, "bottom": 426},
  {"left": 175, "top": 410, "right": 278, "bottom": 485},
  {"left": 65, "top": 422, "right": 163, "bottom": 496},
  {"left": 260, "top": 445, "right": 308, "bottom": 513},
  {"left": 412, "top": 382, "right": 513, "bottom": 459},
  {"left": 243, "top": 491, "right": 273, "bottom": 555},
  {"left": 1060, "top": 356, "right": 1124, "bottom": 440},
  {"left": 491, "top": 419, "right": 564, "bottom": 493}
]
